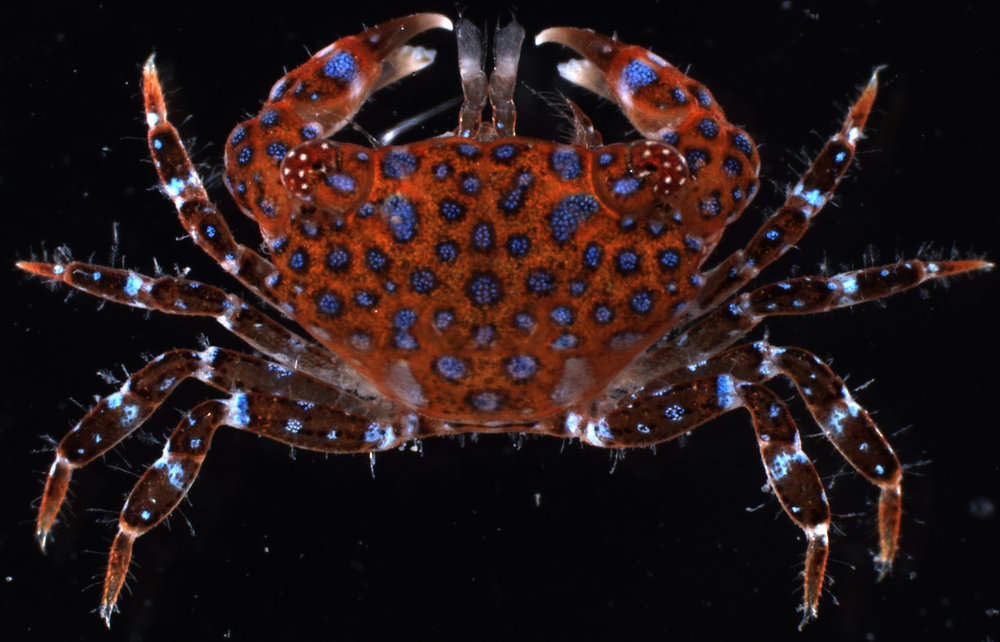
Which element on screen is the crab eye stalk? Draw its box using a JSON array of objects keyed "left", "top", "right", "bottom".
[{"left": 628, "top": 140, "right": 689, "bottom": 201}]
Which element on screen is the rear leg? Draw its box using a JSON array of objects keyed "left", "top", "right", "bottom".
[
  {"left": 571, "top": 376, "right": 830, "bottom": 628},
  {"left": 98, "top": 392, "right": 418, "bottom": 627},
  {"left": 35, "top": 347, "right": 354, "bottom": 551},
  {"left": 654, "top": 340, "right": 903, "bottom": 577}
]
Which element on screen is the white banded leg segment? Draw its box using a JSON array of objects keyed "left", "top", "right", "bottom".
[
  {"left": 100, "top": 393, "right": 418, "bottom": 625},
  {"left": 575, "top": 375, "right": 830, "bottom": 625}
]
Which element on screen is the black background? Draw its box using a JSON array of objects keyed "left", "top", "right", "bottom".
[{"left": 3, "top": 1, "right": 998, "bottom": 640}]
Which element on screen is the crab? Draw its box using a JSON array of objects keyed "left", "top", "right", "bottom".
[{"left": 18, "top": 12, "right": 991, "bottom": 629}]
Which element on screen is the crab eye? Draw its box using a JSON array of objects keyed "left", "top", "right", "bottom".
[{"left": 628, "top": 140, "right": 689, "bottom": 200}]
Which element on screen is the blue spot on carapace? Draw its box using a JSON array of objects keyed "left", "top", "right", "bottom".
[
  {"left": 526, "top": 270, "right": 555, "bottom": 295},
  {"left": 439, "top": 199, "right": 465, "bottom": 222},
  {"left": 433, "top": 162, "right": 451, "bottom": 179},
  {"left": 697, "top": 118, "right": 719, "bottom": 139},
  {"left": 506, "top": 355, "right": 537, "bottom": 380},
  {"left": 260, "top": 109, "right": 279, "bottom": 128},
  {"left": 472, "top": 222, "right": 494, "bottom": 252},
  {"left": 723, "top": 156, "right": 743, "bottom": 177},
  {"left": 686, "top": 149, "right": 710, "bottom": 174},
  {"left": 630, "top": 290, "right": 654, "bottom": 314},
  {"left": 383, "top": 195, "right": 418, "bottom": 242},
  {"left": 230, "top": 126, "right": 247, "bottom": 146},
  {"left": 153, "top": 138, "right": 163, "bottom": 150},
  {"left": 548, "top": 193, "right": 599, "bottom": 243},
  {"left": 266, "top": 142, "right": 288, "bottom": 160},
  {"left": 613, "top": 177, "right": 640, "bottom": 196},
  {"left": 670, "top": 87, "right": 688, "bottom": 104},
  {"left": 382, "top": 151, "right": 418, "bottom": 179},
  {"left": 506, "top": 234, "right": 530, "bottom": 257},
  {"left": 288, "top": 249, "right": 308, "bottom": 272},
  {"left": 358, "top": 202, "right": 375, "bottom": 218},
  {"left": 550, "top": 334, "right": 578, "bottom": 350},
  {"left": 326, "top": 246, "right": 350, "bottom": 271},
  {"left": 300, "top": 125, "right": 319, "bottom": 140},
  {"left": 622, "top": 59, "right": 658, "bottom": 90},
  {"left": 616, "top": 249, "right": 640, "bottom": 274},
  {"left": 598, "top": 152, "right": 613, "bottom": 166},
  {"left": 237, "top": 146, "right": 252, "bottom": 166},
  {"left": 569, "top": 279, "right": 587, "bottom": 297},
  {"left": 394, "top": 308, "right": 417, "bottom": 330},
  {"left": 583, "top": 242, "right": 604, "bottom": 269},
  {"left": 355, "top": 290, "right": 378, "bottom": 308},
  {"left": 317, "top": 291, "right": 342, "bottom": 317},
  {"left": 498, "top": 171, "right": 533, "bottom": 214},
  {"left": 469, "top": 391, "right": 502, "bottom": 412},
  {"left": 323, "top": 51, "right": 358, "bottom": 82},
  {"left": 436, "top": 356, "right": 466, "bottom": 381},
  {"left": 593, "top": 304, "right": 614, "bottom": 324},
  {"left": 366, "top": 247, "right": 388, "bottom": 272},
  {"left": 551, "top": 149, "right": 582, "bottom": 180},
  {"left": 658, "top": 249, "right": 681, "bottom": 270},
  {"left": 393, "top": 332, "right": 418, "bottom": 350},
  {"left": 699, "top": 195, "right": 722, "bottom": 218},
  {"left": 457, "top": 143, "right": 479, "bottom": 157},
  {"left": 550, "top": 306, "right": 574, "bottom": 326},
  {"left": 270, "top": 79, "right": 290, "bottom": 101},
  {"left": 434, "top": 309, "right": 454, "bottom": 330},
  {"left": 467, "top": 272, "right": 503, "bottom": 306},
  {"left": 515, "top": 311, "right": 535, "bottom": 329},
  {"left": 492, "top": 144, "right": 516, "bottom": 161},
  {"left": 410, "top": 268, "right": 437, "bottom": 294},
  {"left": 327, "top": 173, "right": 356, "bottom": 194},
  {"left": 436, "top": 241, "right": 458, "bottom": 262},
  {"left": 460, "top": 173, "right": 482, "bottom": 194}
]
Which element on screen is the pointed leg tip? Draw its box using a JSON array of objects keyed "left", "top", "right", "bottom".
[
  {"left": 16, "top": 261, "right": 62, "bottom": 278},
  {"left": 796, "top": 604, "right": 819, "bottom": 631},
  {"left": 35, "top": 531, "right": 49, "bottom": 554},
  {"left": 875, "top": 558, "right": 893, "bottom": 582}
]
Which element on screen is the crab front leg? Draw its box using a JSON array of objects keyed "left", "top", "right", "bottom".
[
  {"left": 97, "top": 393, "right": 418, "bottom": 627},
  {"left": 692, "top": 70, "right": 881, "bottom": 315},
  {"left": 34, "top": 347, "right": 349, "bottom": 551},
  {"left": 575, "top": 376, "right": 830, "bottom": 628}
]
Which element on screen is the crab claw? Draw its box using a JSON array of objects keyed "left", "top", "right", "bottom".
[
  {"left": 536, "top": 26, "right": 726, "bottom": 141},
  {"left": 268, "top": 13, "right": 454, "bottom": 132},
  {"left": 538, "top": 26, "right": 762, "bottom": 247}
]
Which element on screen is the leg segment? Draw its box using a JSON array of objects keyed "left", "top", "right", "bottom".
[
  {"left": 692, "top": 70, "right": 881, "bottom": 314},
  {"left": 575, "top": 376, "right": 830, "bottom": 628},
  {"left": 656, "top": 341, "right": 903, "bottom": 577},
  {"left": 35, "top": 347, "right": 353, "bottom": 550},
  {"left": 628, "top": 258, "right": 991, "bottom": 384},
  {"left": 98, "top": 393, "right": 418, "bottom": 627},
  {"left": 15, "top": 260, "right": 385, "bottom": 403}
]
